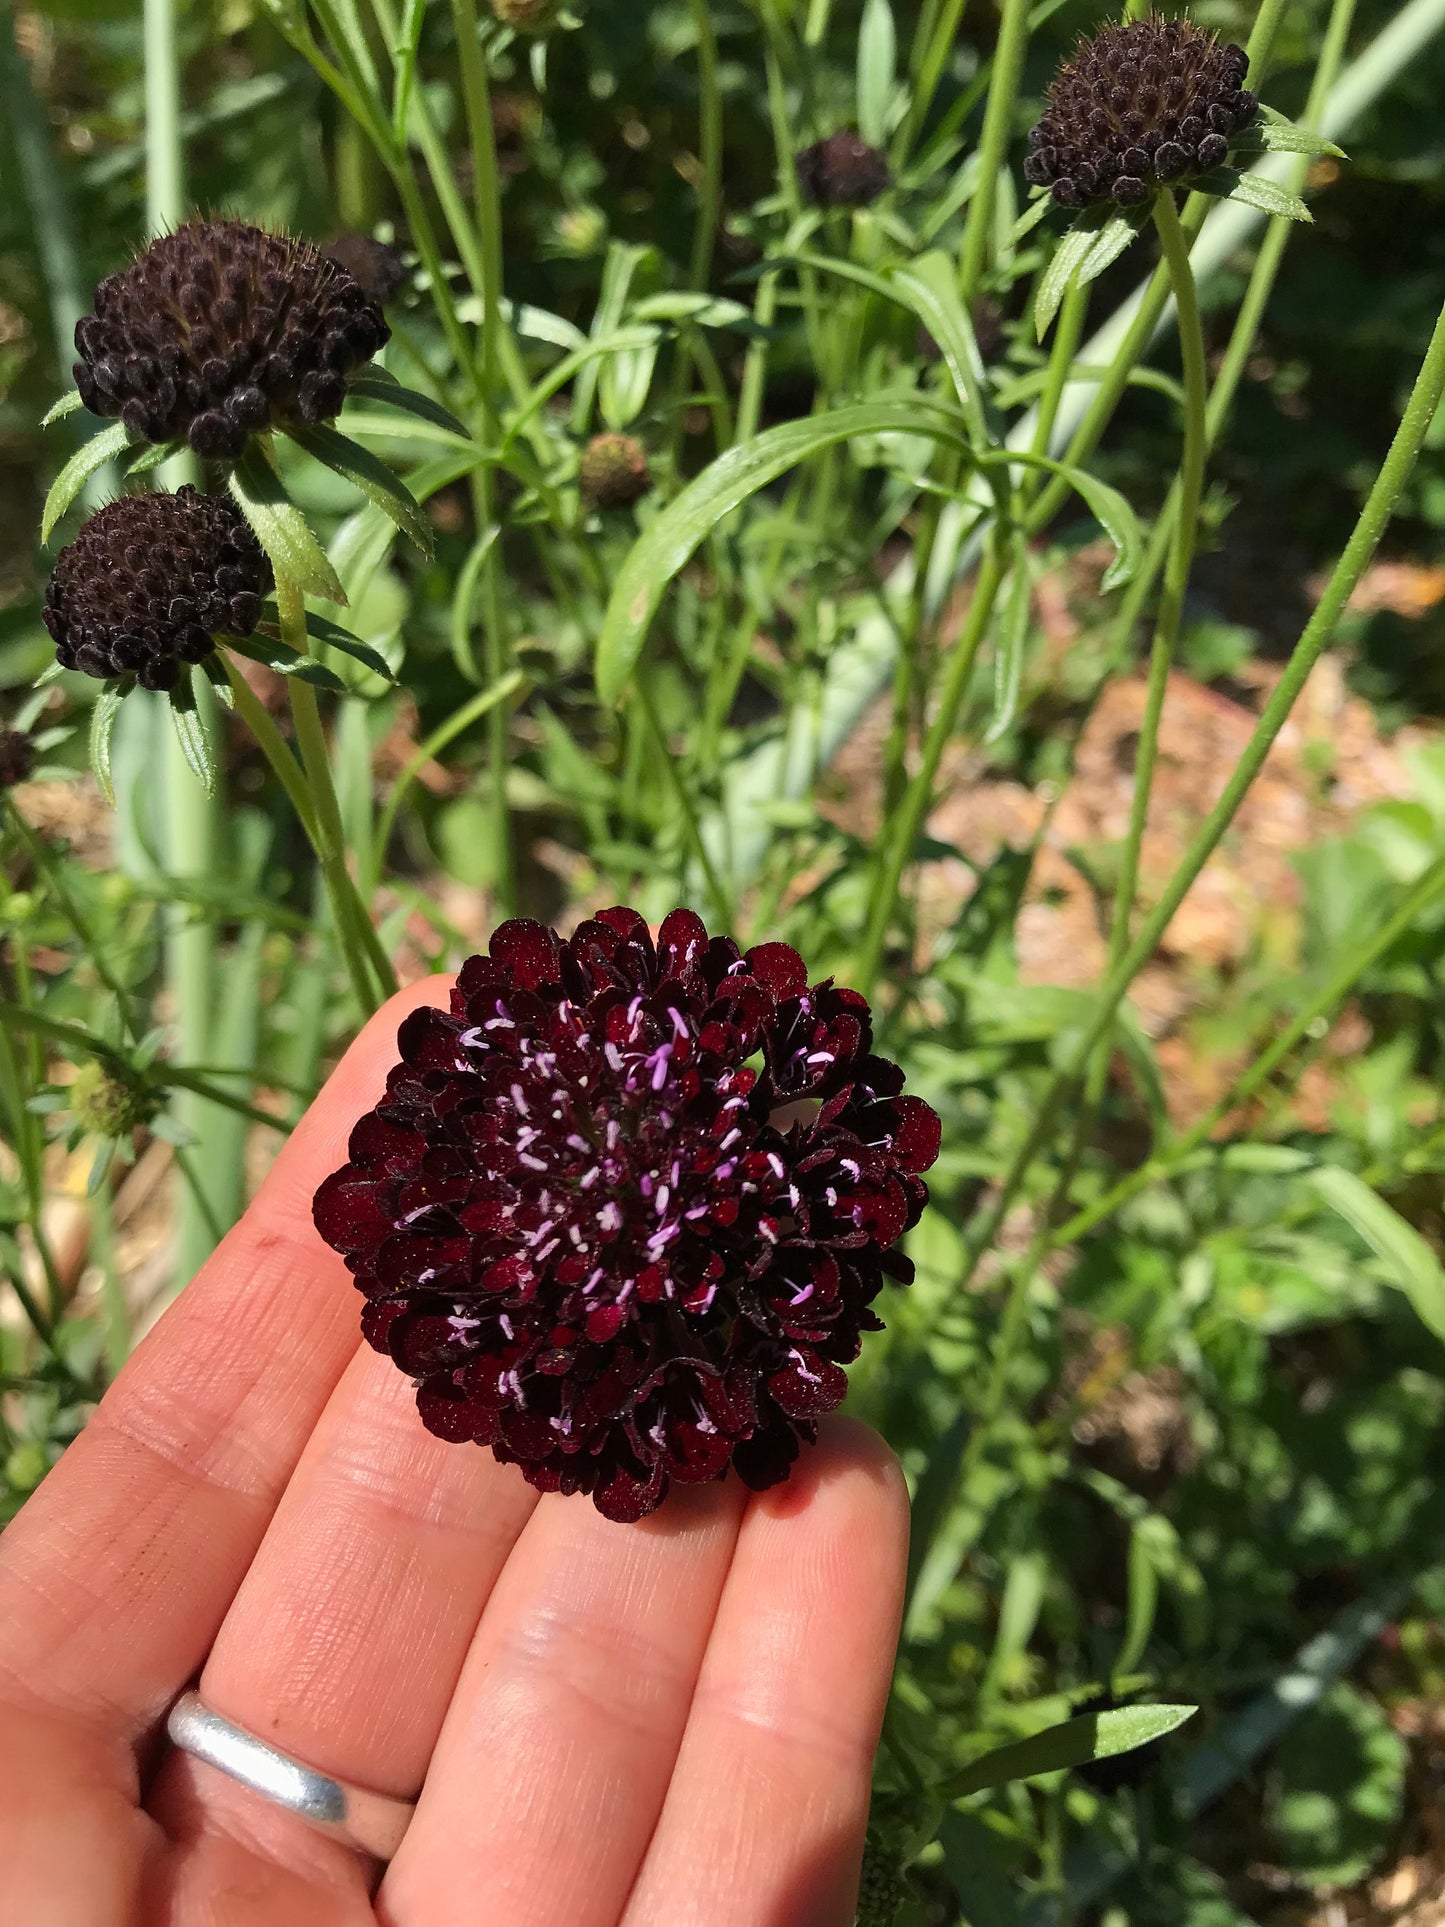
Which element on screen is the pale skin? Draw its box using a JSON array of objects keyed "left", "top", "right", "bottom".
[{"left": 0, "top": 978, "right": 910, "bottom": 1927}]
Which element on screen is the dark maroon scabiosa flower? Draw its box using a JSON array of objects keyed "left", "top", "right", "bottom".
[
  {"left": 43, "top": 486, "right": 272, "bottom": 691},
  {"left": 313, "top": 908, "right": 940, "bottom": 1522},
  {"left": 0, "top": 728, "right": 34, "bottom": 788},
  {"left": 1025, "top": 17, "right": 1256, "bottom": 209},
  {"left": 579, "top": 432, "right": 652, "bottom": 511},
  {"left": 72, "top": 219, "right": 390, "bottom": 462},
  {"left": 796, "top": 130, "right": 892, "bottom": 209}
]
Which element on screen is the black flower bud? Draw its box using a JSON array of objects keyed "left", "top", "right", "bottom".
[
  {"left": 72, "top": 220, "right": 390, "bottom": 461},
  {"left": 43, "top": 486, "right": 273, "bottom": 692},
  {"left": 579, "top": 432, "right": 652, "bottom": 511},
  {"left": 1025, "top": 17, "right": 1256, "bottom": 210},
  {"left": 0, "top": 729, "right": 34, "bottom": 789},
  {"left": 796, "top": 129, "right": 892, "bottom": 209},
  {"left": 322, "top": 233, "right": 407, "bottom": 307}
]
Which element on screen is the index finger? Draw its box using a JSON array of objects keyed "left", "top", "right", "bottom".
[{"left": 0, "top": 975, "right": 451, "bottom": 1752}]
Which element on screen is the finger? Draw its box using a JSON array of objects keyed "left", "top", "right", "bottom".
[
  {"left": 0, "top": 975, "right": 452, "bottom": 1754},
  {"left": 379, "top": 1476, "right": 747, "bottom": 1927},
  {"left": 145, "top": 1341, "right": 536, "bottom": 1848},
  {"left": 620, "top": 1420, "right": 908, "bottom": 1927}
]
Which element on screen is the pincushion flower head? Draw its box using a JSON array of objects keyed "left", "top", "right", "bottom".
[
  {"left": 796, "top": 130, "right": 891, "bottom": 209},
  {"left": 1023, "top": 15, "right": 1338, "bottom": 340},
  {"left": 72, "top": 219, "right": 389, "bottom": 461},
  {"left": 314, "top": 908, "right": 940, "bottom": 1522},
  {"left": 1025, "top": 17, "right": 1256, "bottom": 210},
  {"left": 44, "top": 487, "right": 271, "bottom": 692}
]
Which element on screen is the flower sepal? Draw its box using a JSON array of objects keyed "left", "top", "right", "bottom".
[
  {"left": 229, "top": 444, "right": 347, "bottom": 604},
  {"left": 1036, "top": 206, "right": 1148, "bottom": 341},
  {"left": 167, "top": 669, "right": 218, "bottom": 796},
  {"left": 254, "top": 600, "right": 398, "bottom": 683},
  {"left": 1230, "top": 104, "right": 1345, "bottom": 161}
]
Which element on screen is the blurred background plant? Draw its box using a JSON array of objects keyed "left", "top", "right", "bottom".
[{"left": 4, "top": 0, "right": 1445, "bottom": 1920}]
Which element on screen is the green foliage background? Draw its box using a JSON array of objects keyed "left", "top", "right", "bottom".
[{"left": 3, "top": 0, "right": 1445, "bottom": 1920}]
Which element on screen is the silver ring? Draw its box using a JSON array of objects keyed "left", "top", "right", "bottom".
[{"left": 166, "top": 1690, "right": 415, "bottom": 1859}]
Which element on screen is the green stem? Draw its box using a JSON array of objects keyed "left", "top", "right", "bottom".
[
  {"left": 222, "top": 658, "right": 321, "bottom": 842},
  {"left": 1054, "top": 854, "right": 1445, "bottom": 1250},
  {"left": 636, "top": 681, "right": 734, "bottom": 930},
  {"left": 956, "top": 0, "right": 1029, "bottom": 300},
  {"left": 898, "top": 0, "right": 969, "bottom": 167},
  {"left": 276, "top": 578, "right": 394, "bottom": 1013},
  {"left": 444, "top": 0, "right": 516, "bottom": 906},
  {"left": 371, "top": 668, "right": 525, "bottom": 887},
  {"left": 1090, "top": 193, "right": 1207, "bottom": 1037},
  {"left": 1027, "top": 280, "right": 1088, "bottom": 480},
  {"left": 954, "top": 291, "right": 1445, "bottom": 1295},
  {"left": 855, "top": 537, "right": 1009, "bottom": 996}
]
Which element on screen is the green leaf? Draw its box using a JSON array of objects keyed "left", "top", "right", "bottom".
[
  {"left": 225, "top": 634, "right": 346, "bottom": 689},
  {"left": 287, "top": 421, "right": 435, "bottom": 558},
  {"left": 345, "top": 370, "right": 471, "bottom": 439},
  {"left": 937, "top": 1704, "right": 1197, "bottom": 1802},
  {"left": 595, "top": 401, "right": 969, "bottom": 703},
  {"left": 230, "top": 447, "right": 348, "bottom": 603},
  {"left": 41, "top": 390, "right": 83, "bottom": 427},
  {"left": 984, "top": 532, "right": 1032, "bottom": 745},
  {"left": 123, "top": 438, "right": 188, "bottom": 477},
  {"left": 893, "top": 253, "right": 990, "bottom": 438},
  {"left": 1036, "top": 213, "right": 1141, "bottom": 340},
  {"left": 1248, "top": 105, "right": 1346, "bottom": 159},
  {"left": 168, "top": 669, "right": 217, "bottom": 796},
  {"left": 88, "top": 681, "right": 126, "bottom": 807},
  {"left": 41, "top": 421, "right": 131, "bottom": 543},
  {"left": 856, "top": 0, "right": 896, "bottom": 148},
  {"left": 1308, "top": 1164, "right": 1445, "bottom": 1341},
  {"left": 1008, "top": 193, "right": 1055, "bottom": 247},
  {"left": 256, "top": 601, "right": 398, "bottom": 681},
  {"left": 1034, "top": 225, "right": 1094, "bottom": 343},
  {"left": 1225, "top": 171, "right": 1313, "bottom": 223},
  {"left": 976, "top": 450, "right": 1141, "bottom": 589}
]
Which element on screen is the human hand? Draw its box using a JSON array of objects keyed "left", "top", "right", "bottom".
[{"left": 0, "top": 979, "right": 909, "bottom": 1927}]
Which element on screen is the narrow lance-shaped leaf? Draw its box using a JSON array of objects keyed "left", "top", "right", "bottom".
[
  {"left": 257, "top": 600, "right": 398, "bottom": 681},
  {"left": 1225, "top": 171, "right": 1313, "bottom": 222},
  {"left": 168, "top": 668, "right": 217, "bottom": 796},
  {"left": 985, "top": 533, "right": 1033, "bottom": 745},
  {"left": 1036, "top": 212, "right": 1141, "bottom": 341},
  {"left": 936, "top": 1704, "right": 1197, "bottom": 1803},
  {"left": 41, "top": 390, "right": 84, "bottom": 427},
  {"left": 287, "top": 421, "right": 435, "bottom": 558},
  {"left": 595, "top": 401, "right": 971, "bottom": 703},
  {"left": 224, "top": 634, "right": 346, "bottom": 690},
  {"left": 230, "top": 446, "right": 348, "bottom": 604},
  {"left": 42, "top": 421, "right": 132, "bottom": 544},
  {"left": 1240, "top": 105, "right": 1345, "bottom": 159},
  {"left": 88, "top": 681, "right": 127, "bottom": 807},
  {"left": 1308, "top": 1164, "right": 1445, "bottom": 1343},
  {"left": 345, "top": 370, "right": 472, "bottom": 439},
  {"left": 976, "top": 449, "right": 1142, "bottom": 589}
]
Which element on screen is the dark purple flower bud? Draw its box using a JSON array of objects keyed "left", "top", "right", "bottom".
[
  {"left": 312, "top": 908, "right": 942, "bottom": 1522},
  {"left": 43, "top": 487, "right": 272, "bottom": 691},
  {"left": 795, "top": 129, "right": 892, "bottom": 209},
  {"left": 0, "top": 728, "right": 34, "bottom": 789},
  {"left": 1026, "top": 18, "right": 1258, "bottom": 210},
  {"left": 578, "top": 432, "right": 652, "bottom": 511},
  {"left": 70, "top": 220, "right": 390, "bottom": 460}
]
